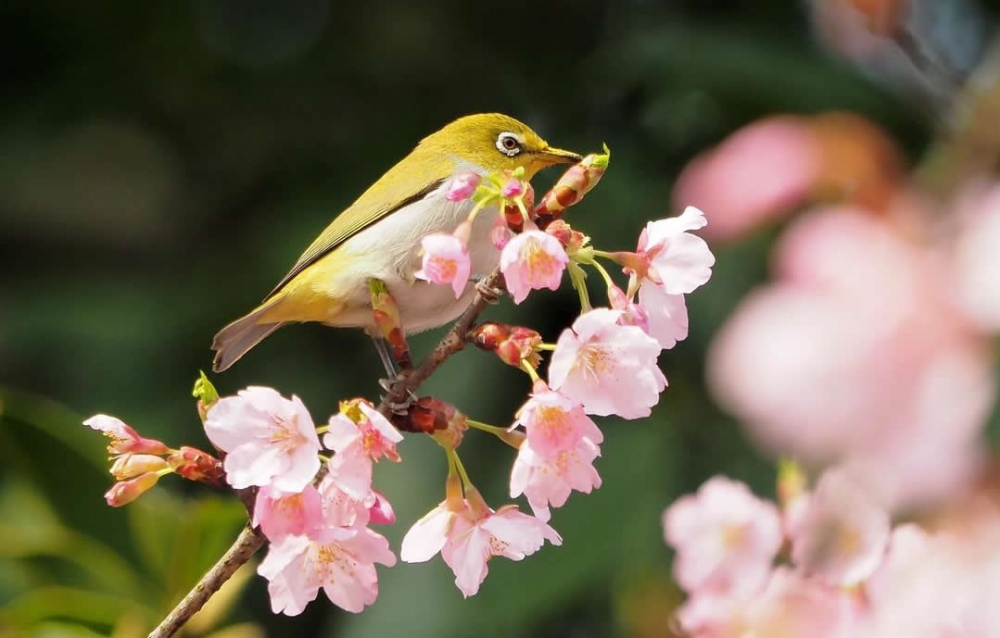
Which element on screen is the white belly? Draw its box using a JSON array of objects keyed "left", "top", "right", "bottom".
[{"left": 315, "top": 182, "right": 501, "bottom": 333}]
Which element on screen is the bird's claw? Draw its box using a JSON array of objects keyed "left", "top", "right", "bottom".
[
  {"left": 474, "top": 277, "right": 504, "bottom": 304},
  {"left": 379, "top": 376, "right": 416, "bottom": 414}
]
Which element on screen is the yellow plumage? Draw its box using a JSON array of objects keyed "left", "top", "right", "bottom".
[{"left": 212, "top": 113, "right": 581, "bottom": 372}]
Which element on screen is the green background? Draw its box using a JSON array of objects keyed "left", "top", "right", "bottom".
[{"left": 0, "top": 1, "right": 987, "bottom": 637}]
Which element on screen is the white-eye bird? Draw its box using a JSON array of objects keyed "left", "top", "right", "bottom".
[{"left": 211, "top": 113, "right": 582, "bottom": 373}]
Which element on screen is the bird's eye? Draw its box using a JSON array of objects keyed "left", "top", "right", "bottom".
[{"left": 496, "top": 132, "right": 522, "bottom": 157}]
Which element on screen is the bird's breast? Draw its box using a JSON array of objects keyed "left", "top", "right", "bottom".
[{"left": 314, "top": 183, "right": 500, "bottom": 332}]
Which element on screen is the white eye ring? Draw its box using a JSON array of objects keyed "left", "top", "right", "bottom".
[{"left": 496, "top": 132, "right": 523, "bottom": 157}]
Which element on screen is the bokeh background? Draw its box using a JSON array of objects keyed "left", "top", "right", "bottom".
[{"left": 3, "top": 1, "right": 1000, "bottom": 637}]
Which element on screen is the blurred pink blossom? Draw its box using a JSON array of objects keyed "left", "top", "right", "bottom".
[
  {"left": 548, "top": 308, "right": 667, "bottom": 419},
  {"left": 789, "top": 468, "right": 890, "bottom": 586},
  {"left": 952, "top": 183, "right": 1000, "bottom": 332},
  {"left": 735, "top": 568, "right": 859, "bottom": 638},
  {"left": 663, "top": 477, "right": 782, "bottom": 604},
  {"left": 673, "top": 117, "right": 820, "bottom": 241},
  {"left": 708, "top": 207, "right": 996, "bottom": 509}
]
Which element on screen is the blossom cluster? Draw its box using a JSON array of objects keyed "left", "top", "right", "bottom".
[
  {"left": 663, "top": 467, "right": 1000, "bottom": 637},
  {"left": 84, "top": 151, "right": 717, "bottom": 616}
]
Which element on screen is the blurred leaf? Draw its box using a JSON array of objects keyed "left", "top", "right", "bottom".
[{"left": 0, "top": 586, "right": 155, "bottom": 629}]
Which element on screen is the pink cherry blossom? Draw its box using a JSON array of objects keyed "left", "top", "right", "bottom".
[
  {"left": 789, "top": 468, "right": 890, "bottom": 586},
  {"left": 401, "top": 495, "right": 562, "bottom": 597},
  {"left": 445, "top": 172, "right": 481, "bottom": 202},
  {"left": 637, "top": 282, "right": 689, "bottom": 350},
  {"left": 499, "top": 230, "right": 569, "bottom": 304},
  {"left": 548, "top": 308, "right": 667, "bottom": 419},
  {"left": 204, "top": 387, "right": 321, "bottom": 492},
  {"left": 258, "top": 525, "right": 396, "bottom": 615},
  {"left": 500, "top": 177, "right": 524, "bottom": 199},
  {"left": 512, "top": 384, "right": 603, "bottom": 457},
  {"left": 637, "top": 206, "right": 715, "bottom": 294},
  {"left": 509, "top": 436, "right": 602, "bottom": 522},
  {"left": 663, "top": 477, "right": 782, "bottom": 600},
  {"left": 415, "top": 233, "right": 471, "bottom": 298},
  {"left": 253, "top": 484, "right": 325, "bottom": 542},
  {"left": 316, "top": 474, "right": 371, "bottom": 528},
  {"left": 84, "top": 414, "right": 169, "bottom": 455},
  {"left": 323, "top": 401, "right": 402, "bottom": 501}
]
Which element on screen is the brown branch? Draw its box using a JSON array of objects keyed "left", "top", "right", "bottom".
[
  {"left": 148, "top": 268, "right": 505, "bottom": 638},
  {"left": 148, "top": 525, "right": 266, "bottom": 638}
]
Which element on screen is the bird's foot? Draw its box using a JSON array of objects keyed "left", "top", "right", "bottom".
[
  {"left": 473, "top": 275, "right": 504, "bottom": 304},
  {"left": 379, "top": 375, "right": 416, "bottom": 415}
]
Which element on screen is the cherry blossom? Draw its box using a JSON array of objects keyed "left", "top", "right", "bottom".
[
  {"left": 636, "top": 206, "right": 715, "bottom": 294},
  {"left": 253, "top": 484, "right": 325, "bottom": 542},
  {"left": 104, "top": 472, "right": 162, "bottom": 507},
  {"left": 500, "top": 230, "right": 569, "bottom": 304},
  {"left": 512, "top": 383, "right": 603, "bottom": 456},
  {"left": 203, "top": 386, "right": 321, "bottom": 492},
  {"left": 509, "top": 436, "right": 601, "bottom": 522},
  {"left": 400, "top": 492, "right": 561, "bottom": 597},
  {"left": 85, "top": 414, "right": 169, "bottom": 455},
  {"left": 323, "top": 400, "right": 402, "bottom": 501},
  {"left": 258, "top": 525, "right": 396, "bottom": 615},
  {"left": 637, "top": 282, "right": 689, "bottom": 350},
  {"left": 548, "top": 308, "right": 666, "bottom": 419},
  {"left": 415, "top": 233, "right": 471, "bottom": 298}
]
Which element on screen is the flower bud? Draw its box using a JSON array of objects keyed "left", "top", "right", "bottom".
[
  {"left": 535, "top": 148, "right": 609, "bottom": 227},
  {"left": 501, "top": 177, "right": 524, "bottom": 199},
  {"left": 469, "top": 322, "right": 542, "bottom": 369},
  {"left": 104, "top": 472, "right": 161, "bottom": 507},
  {"left": 544, "top": 220, "right": 587, "bottom": 253},
  {"left": 193, "top": 372, "right": 220, "bottom": 423},
  {"left": 168, "top": 446, "right": 226, "bottom": 485},
  {"left": 110, "top": 453, "right": 169, "bottom": 481},
  {"left": 446, "top": 172, "right": 482, "bottom": 202},
  {"left": 368, "top": 489, "right": 396, "bottom": 525}
]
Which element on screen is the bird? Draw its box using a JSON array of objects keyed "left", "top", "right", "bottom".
[{"left": 211, "top": 113, "right": 582, "bottom": 374}]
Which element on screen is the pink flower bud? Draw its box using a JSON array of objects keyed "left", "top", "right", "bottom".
[
  {"left": 368, "top": 489, "right": 396, "bottom": 525},
  {"left": 469, "top": 322, "right": 542, "bottom": 369},
  {"left": 446, "top": 172, "right": 481, "bottom": 201},
  {"left": 167, "top": 446, "right": 226, "bottom": 485},
  {"left": 501, "top": 178, "right": 525, "bottom": 199},
  {"left": 110, "top": 453, "right": 170, "bottom": 480},
  {"left": 491, "top": 214, "right": 513, "bottom": 250},
  {"left": 545, "top": 220, "right": 586, "bottom": 252},
  {"left": 104, "top": 472, "right": 161, "bottom": 507}
]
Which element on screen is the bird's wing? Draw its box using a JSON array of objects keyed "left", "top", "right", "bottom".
[{"left": 263, "top": 164, "right": 446, "bottom": 302}]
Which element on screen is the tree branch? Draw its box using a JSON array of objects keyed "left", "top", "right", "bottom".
[{"left": 147, "top": 268, "right": 505, "bottom": 638}]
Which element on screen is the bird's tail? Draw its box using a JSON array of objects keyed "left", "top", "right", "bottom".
[{"left": 211, "top": 304, "right": 285, "bottom": 372}]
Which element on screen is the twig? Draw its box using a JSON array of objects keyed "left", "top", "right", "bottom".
[
  {"left": 147, "top": 268, "right": 505, "bottom": 638},
  {"left": 148, "top": 525, "right": 266, "bottom": 638}
]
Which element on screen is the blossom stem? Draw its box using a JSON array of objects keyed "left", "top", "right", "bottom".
[
  {"left": 448, "top": 449, "right": 474, "bottom": 490},
  {"left": 587, "top": 258, "right": 616, "bottom": 290},
  {"left": 536, "top": 343, "right": 557, "bottom": 351},
  {"left": 466, "top": 419, "right": 506, "bottom": 435},
  {"left": 521, "top": 360, "right": 541, "bottom": 383},
  {"left": 568, "top": 262, "right": 592, "bottom": 311},
  {"left": 590, "top": 249, "right": 621, "bottom": 263},
  {"left": 315, "top": 425, "right": 328, "bottom": 434}
]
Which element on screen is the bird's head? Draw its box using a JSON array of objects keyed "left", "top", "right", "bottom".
[{"left": 421, "top": 113, "right": 582, "bottom": 180}]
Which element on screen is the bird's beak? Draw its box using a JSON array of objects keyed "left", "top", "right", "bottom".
[{"left": 538, "top": 146, "right": 583, "bottom": 165}]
